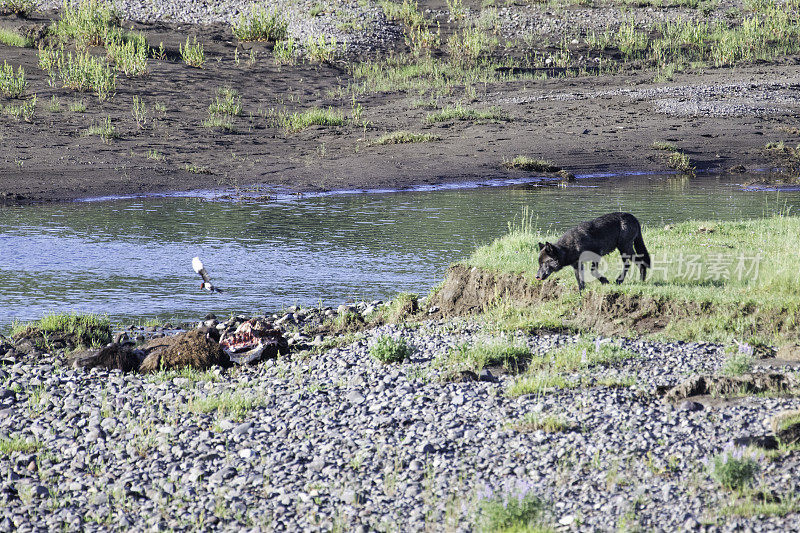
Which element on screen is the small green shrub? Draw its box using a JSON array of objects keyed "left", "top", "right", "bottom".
[
  {"left": 180, "top": 35, "right": 205, "bottom": 68},
  {"left": 502, "top": 156, "right": 560, "bottom": 172},
  {"left": 651, "top": 140, "right": 678, "bottom": 151},
  {"left": 86, "top": 115, "right": 117, "bottom": 142},
  {"left": 721, "top": 352, "right": 755, "bottom": 376},
  {"left": 46, "top": 48, "right": 116, "bottom": 100},
  {"left": 477, "top": 480, "right": 551, "bottom": 532},
  {"left": 11, "top": 312, "right": 111, "bottom": 348},
  {"left": 232, "top": 5, "right": 288, "bottom": 42},
  {"left": 0, "top": 61, "right": 26, "bottom": 98},
  {"left": 203, "top": 87, "right": 241, "bottom": 131},
  {"left": 435, "top": 336, "right": 530, "bottom": 377},
  {"left": 274, "top": 38, "right": 297, "bottom": 65},
  {"left": 369, "top": 335, "right": 413, "bottom": 363},
  {"left": 667, "top": 150, "right": 696, "bottom": 176},
  {"left": 106, "top": 31, "right": 149, "bottom": 76},
  {"left": 304, "top": 34, "right": 337, "bottom": 62},
  {"left": 708, "top": 446, "right": 760, "bottom": 491}
]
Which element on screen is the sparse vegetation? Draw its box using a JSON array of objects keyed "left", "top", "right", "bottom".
[
  {"left": 425, "top": 104, "right": 509, "bottom": 124},
  {"left": 186, "top": 392, "right": 265, "bottom": 420},
  {"left": 0, "top": 61, "right": 26, "bottom": 98},
  {"left": 86, "top": 115, "right": 117, "bottom": 142},
  {"left": 0, "top": 27, "right": 32, "bottom": 47},
  {"left": 666, "top": 150, "right": 696, "bottom": 176},
  {"left": 275, "top": 106, "right": 345, "bottom": 133},
  {"left": 476, "top": 481, "right": 552, "bottom": 532},
  {"left": 708, "top": 446, "right": 760, "bottom": 492},
  {"left": 232, "top": 5, "right": 288, "bottom": 42},
  {"left": 11, "top": 312, "right": 112, "bottom": 348},
  {"left": 0, "top": 0, "right": 38, "bottom": 17},
  {"left": 433, "top": 335, "right": 530, "bottom": 377},
  {"left": 370, "top": 130, "right": 439, "bottom": 145},
  {"left": 502, "top": 156, "right": 560, "bottom": 172},
  {"left": 179, "top": 35, "right": 205, "bottom": 68},
  {"left": 369, "top": 335, "right": 414, "bottom": 363},
  {"left": 0, "top": 435, "right": 42, "bottom": 455},
  {"left": 507, "top": 412, "right": 574, "bottom": 433}
]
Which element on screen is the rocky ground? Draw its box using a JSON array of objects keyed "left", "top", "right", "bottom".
[{"left": 2, "top": 305, "right": 800, "bottom": 531}]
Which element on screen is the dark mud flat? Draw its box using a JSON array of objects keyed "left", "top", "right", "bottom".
[{"left": 3, "top": 2, "right": 800, "bottom": 204}]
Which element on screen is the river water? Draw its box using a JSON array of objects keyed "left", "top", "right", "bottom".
[{"left": 1, "top": 173, "right": 798, "bottom": 329}]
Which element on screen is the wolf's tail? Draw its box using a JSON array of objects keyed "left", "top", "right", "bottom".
[{"left": 634, "top": 233, "right": 651, "bottom": 279}]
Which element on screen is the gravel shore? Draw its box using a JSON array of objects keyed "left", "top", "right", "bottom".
[{"left": 2, "top": 312, "right": 799, "bottom": 531}]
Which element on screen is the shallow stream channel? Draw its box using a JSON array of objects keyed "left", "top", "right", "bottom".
[{"left": 1, "top": 173, "right": 799, "bottom": 330}]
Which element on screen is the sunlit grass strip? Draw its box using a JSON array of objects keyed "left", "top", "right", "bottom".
[
  {"left": 42, "top": 48, "right": 116, "bottom": 100},
  {"left": 278, "top": 106, "right": 344, "bottom": 133},
  {"left": 502, "top": 156, "right": 560, "bottom": 172},
  {"left": 186, "top": 392, "right": 266, "bottom": 420},
  {"left": 506, "top": 412, "right": 574, "bottom": 433},
  {"left": 0, "top": 28, "right": 32, "bottom": 47},
  {"left": 433, "top": 336, "right": 530, "bottom": 376},
  {"left": 11, "top": 312, "right": 112, "bottom": 347},
  {"left": 425, "top": 104, "right": 509, "bottom": 124},
  {"left": 0, "top": 436, "right": 42, "bottom": 455},
  {"left": 370, "top": 131, "right": 439, "bottom": 145}
]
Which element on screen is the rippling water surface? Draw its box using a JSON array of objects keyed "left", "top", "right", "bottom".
[{"left": 2, "top": 174, "right": 798, "bottom": 329}]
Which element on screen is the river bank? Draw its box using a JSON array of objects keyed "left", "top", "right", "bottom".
[
  {"left": 2, "top": 310, "right": 800, "bottom": 531},
  {"left": 3, "top": 0, "right": 800, "bottom": 205}
]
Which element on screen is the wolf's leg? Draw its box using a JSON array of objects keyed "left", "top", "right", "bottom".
[
  {"left": 591, "top": 261, "right": 609, "bottom": 284},
  {"left": 616, "top": 245, "right": 634, "bottom": 284},
  {"left": 573, "top": 264, "right": 585, "bottom": 291}
]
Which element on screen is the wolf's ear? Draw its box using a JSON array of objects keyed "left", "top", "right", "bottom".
[
  {"left": 541, "top": 242, "right": 554, "bottom": 253},
  {"left": 538, "top": 242, "right": 546, "bottom": 251}
]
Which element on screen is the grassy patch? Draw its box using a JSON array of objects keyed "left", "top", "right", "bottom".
[
  {"left": 506, "top": 412, "right": 574, "bottom": 433},
  {"left": 40, "top": 48, "right": 116, "bottom": 100},
  {"left": 502, "top": 156, "right": 560, "bottom": 172},
  {"left": 369, "top": 335, "right": 414, "bottom": 363},
  {"left": 11, "top": 312, "right": 112, "bottom": 348},
  {"left": 0, "top": 436, "right": 42, "bottom": 455},
  {"left": 651, "top": 140, "right": 678, "bottom": 151},
  {"left": 54, "top": 0, "right": 118, "bottom": 47},
  {"left": 370, "top": 130, "right": 438, "bottom": 145},
  {"left": 460, "top": 214, "right": 800, "bottom": 344},
  {"left": 106, "top": 31, "right": 148, "bottom": 77},
  {"left": 433, "top": 335, "right": 530, "bottom": 377},
  {"left": 425, "top": 104, "right": 509, "bottom": 124},
  {"left": 232, "top": 5, "right": 288, "bottom": 42},
  {"left": 186, "top": 392, "right": 265, "bottom": 420},
  {"left": 276, "top": 106, "right": 344, "bottom": 133},
  {"left": 476, "top": 481, "right": 552, "bottom": 532},
  {"left": 203, "top": 87, "right": 241, "bottom": 131},
  {"left": 0, "top": 28, "right": 32, "bottom": 47},
  {"left": 146, "top": 367, "right": 221, "bottom": 385}
]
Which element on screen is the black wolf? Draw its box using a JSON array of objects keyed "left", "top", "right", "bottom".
[{"left": 535, "top": 212, "right": 650, "bottom": 290}]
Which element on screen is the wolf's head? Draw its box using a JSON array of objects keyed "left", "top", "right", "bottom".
[{"left": 536, "top": 242, "right": 564, "bottom": 281}]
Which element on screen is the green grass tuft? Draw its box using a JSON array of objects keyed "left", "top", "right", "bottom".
[
  {"left": 502, "top": 156, "right": 560, "bottom": 173},
  {"left": 11, "top": 312, "right": 111, "bottom": 348},
  {"left": 232, "top": 5, "right": 288, "bottom": 42},
  {"left": 0, "top": 28, "right": 33, "bottom": 47},
  {"left": 369, "top": 335, "right": 414, "bottom": 364},
  {"left": 276, "top": 106, "right": 345, "bottom": 133},
  {"left": 425, "top": 104, "right": 509, "bottom": 124},
  {"left": 370, "top": 130, "right": 439, "bottom": 145}
]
